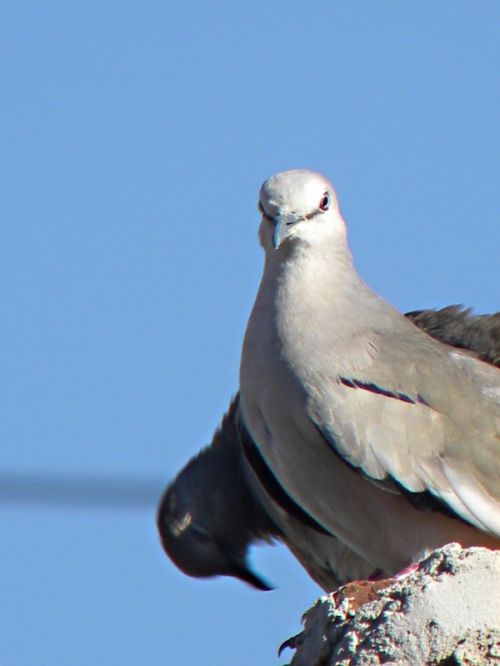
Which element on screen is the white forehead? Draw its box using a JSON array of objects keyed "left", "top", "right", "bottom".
[{"left": 259, "top": 169, "right": 336, "bottom": 212}]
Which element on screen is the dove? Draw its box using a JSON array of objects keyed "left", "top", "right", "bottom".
[
  {"left": 239, "top": 169, "right": 500, "bottom": 576},
  {"left": 158, "top": 303, "right": 500, "bottom": 589}
]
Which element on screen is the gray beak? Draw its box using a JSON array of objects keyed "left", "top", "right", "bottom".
[{"left": 273, "top": 213, "right": 299, "bottom": 249}]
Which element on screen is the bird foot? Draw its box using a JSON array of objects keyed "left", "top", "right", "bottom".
[
  {"left": 391, "top": 562, "right": 419, "bottom": 579},
  {"left": 333, "top": 563, "right": 419, "bottom": 612},
  {"left": 278, "top": 565, "right": 421, "bottom": 658},
  {"left": 331, "top": 578, "right": 392, "bottom": 612}
]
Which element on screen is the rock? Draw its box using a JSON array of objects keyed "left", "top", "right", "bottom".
[{"left": 283, "top": 544, "right": 500, "bottom": 666}]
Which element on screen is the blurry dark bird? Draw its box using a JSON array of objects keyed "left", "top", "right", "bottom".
[
  {"left": 157, "top": 401, "right": 278, "bottom": 591},
  {"left": 157, "top": 306, "right": 500, "bottom": 590}
]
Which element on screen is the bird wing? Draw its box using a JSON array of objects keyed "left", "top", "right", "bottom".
[
  {"left": 405, "top": 306, "right": 500, "bottom": 368},
  {"left": 308, "top": 314, "right": 500, "bottom": 536}
]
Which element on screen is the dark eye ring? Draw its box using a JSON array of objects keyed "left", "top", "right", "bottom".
[{"left": 319, "top": 192, "right": 330, "bottom": 211}]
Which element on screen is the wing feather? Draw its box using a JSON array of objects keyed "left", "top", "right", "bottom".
[{"left": 309, "top": 321, "right": 500, "bottom": 536}]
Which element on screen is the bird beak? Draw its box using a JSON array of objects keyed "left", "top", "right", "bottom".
[
  {"left": 272, "top": 213, "right": 299, "bottom": 249},
  {"left": 230, "top": 558, "right": 274, "bottom": 591}
]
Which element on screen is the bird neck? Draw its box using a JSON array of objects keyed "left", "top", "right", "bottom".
[
  {"left": 256, "top": 239, "right": 383, "bottom": 376},
  {"left": 265, "top": 238, "right": 359, "bottom": 319}
]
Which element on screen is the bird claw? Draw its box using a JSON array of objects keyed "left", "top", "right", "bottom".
[{"left": 278, "top": 631, "right": 303, "bottom": 657}]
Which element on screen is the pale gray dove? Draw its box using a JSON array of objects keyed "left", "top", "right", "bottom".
[{"left": 239, "top": 169, "right": 500, "bottom": 576}]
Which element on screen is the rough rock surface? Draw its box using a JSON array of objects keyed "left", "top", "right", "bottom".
[{"left": 284, "top": 544, "right": 500, "bottom": 666}]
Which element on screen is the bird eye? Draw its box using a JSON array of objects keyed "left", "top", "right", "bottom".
[{"left": 319, "top": 192, "right": 330, "bottom": 211}]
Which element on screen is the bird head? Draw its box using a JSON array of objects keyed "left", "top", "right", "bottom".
[
  {"left": 157, "top": 482, "right": 273, "bottom": 591},
  {"left": 258, "top": 169, "right": 346, "bottom": 252},
  {"left": 156, "top": 401, "right": 277, "bottom": 592}
]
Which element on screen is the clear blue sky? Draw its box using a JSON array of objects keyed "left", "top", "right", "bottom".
[{"left": 1, "top": 2, "right": 498, "bottom": 665}]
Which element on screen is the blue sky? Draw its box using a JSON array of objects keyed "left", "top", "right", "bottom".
[{"left": 1, "top": 2, "right": 498, "bottom": 664}]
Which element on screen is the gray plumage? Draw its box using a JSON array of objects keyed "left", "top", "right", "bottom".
[
  {"left": 158, "top": 305, "right": 500, "bottom": 590},
  {"left": 240, "top": 169, "right": 500, "bottom": 576}
]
